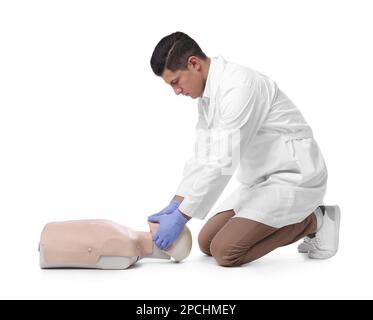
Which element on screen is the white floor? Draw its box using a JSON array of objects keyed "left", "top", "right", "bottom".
[{"left": 1, "top": 220, "right": 371, "bottom": 300}]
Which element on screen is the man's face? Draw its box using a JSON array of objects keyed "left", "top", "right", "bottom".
[{"left": 161, "top": 57, "right": 205, "bottom": 99}]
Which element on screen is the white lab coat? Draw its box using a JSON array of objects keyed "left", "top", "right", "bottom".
[{"left": 177, "top": 56, "right": 327, "bottom": 228}]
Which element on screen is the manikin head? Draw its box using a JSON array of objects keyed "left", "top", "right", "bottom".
[
  {"left": 148, "top": 221, "right": 192, "bottom": 262},
  {"left": 150, "top": 31, "right": 211, "bottom": 99}
]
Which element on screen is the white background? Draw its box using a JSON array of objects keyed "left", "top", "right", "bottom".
[{"left": 0, "top": 0, "right": 372, "bottom": 300}]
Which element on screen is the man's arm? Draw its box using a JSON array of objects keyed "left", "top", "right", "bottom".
[
  {"left": 179, "top": 81, "right": 272, "bottom": 220},
  {"left": 172, "top": 195, "right": 184, "bottom": 203},
  {"left": 172, "top": 195, "right": 191, "bottom": 220}
]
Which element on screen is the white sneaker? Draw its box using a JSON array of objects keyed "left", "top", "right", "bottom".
[
  {"left": 297, "top": 236, "right": 316, "bottom": 253},
  {"left": 308, "top": 205, "right": 341, "bottom": 259}
]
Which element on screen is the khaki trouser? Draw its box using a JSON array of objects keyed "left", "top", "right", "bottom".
[{"left": 198, "top": 210, "right": 317, "bottom": 267}]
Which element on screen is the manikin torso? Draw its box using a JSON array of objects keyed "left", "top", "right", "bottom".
[{"left": 39, "top": 219, "right": 192, "bottom": 269}]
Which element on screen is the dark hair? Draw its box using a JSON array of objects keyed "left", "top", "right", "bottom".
[{"left": 150, "top": 31, "right": 207, "bottom": 76}]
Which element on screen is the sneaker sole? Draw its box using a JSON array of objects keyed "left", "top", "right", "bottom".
[
  {"left": 298, "top": 246, "right": 312, "bottom": 253},
  {"left": 297, "top": 242, "right": 314, "bottom": 253}
]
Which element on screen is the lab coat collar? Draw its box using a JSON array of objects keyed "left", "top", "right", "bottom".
[
  {"left": 200, "top": 55, "right": 226, "bottom": 127},
  {"left": 201, "top": 58, "right": 213, "bottom": 99}
]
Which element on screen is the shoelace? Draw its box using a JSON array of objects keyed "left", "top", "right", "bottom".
[
  {"left": 304, "top": 236, "right": 312, "bottom": 243},
  {"left": 303, "top": 236, "right": 318, "bottom": 248},
  {"left": 311, "top": 235, "right": 327, "bottom": 251},
  {"left": 304, "top": 236, "right": 316, "bottom": 243}
]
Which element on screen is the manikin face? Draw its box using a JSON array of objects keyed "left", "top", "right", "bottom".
[{"left": 162, "top": 56, "right": 206, "bottom": 99}]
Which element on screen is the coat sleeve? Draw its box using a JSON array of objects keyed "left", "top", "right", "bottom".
[
  {"left": 179, "top": 77, "right": 272, "bottom": 219},
  {"left": 175, "top": 103, "right": 210, "bottom": 197}
]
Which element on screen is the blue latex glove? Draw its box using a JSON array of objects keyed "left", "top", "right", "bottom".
[
  {"left": 151, "top": 208, "right": 189, "bottom": 250},
  {"left": 148, "top": 200, "right": 180, "bottom": 221}
]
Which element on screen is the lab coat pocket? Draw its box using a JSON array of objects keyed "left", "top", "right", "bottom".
[
  {"left": 281, "top": 136, "right": 302, "bottom": 174},
  {"left": 288, "top": 137, "right": 328, "bottom": 188},
  {"left": 283, "top": 136, "right": 296, "bottom": 159}
]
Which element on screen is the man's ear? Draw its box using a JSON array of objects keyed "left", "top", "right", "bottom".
[{"left": 187, "top": 56, "right": 201, "bottom": 71}]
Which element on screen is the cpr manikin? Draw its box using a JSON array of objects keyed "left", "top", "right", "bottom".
[{"left": 39, "top": 219, "right": 192, "bottom": 269}]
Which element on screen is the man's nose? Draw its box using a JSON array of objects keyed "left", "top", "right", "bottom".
[{"left": 174, "top": 87, "right": 182, "bottom": 95}]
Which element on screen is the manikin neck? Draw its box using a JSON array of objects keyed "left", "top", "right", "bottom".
[{"left": 136, "top": 231, "right": 171, "bottom": 260}]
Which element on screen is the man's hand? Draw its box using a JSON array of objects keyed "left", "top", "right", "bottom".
[
  {"left": 147, "top": 199, "right": 181, "bottom": 221},
  {"left": 150, "top": 209, "right": 190, "bottom": 250}
]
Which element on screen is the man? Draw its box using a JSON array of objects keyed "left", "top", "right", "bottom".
[{"left": 148, "top": 31, "right": 340, "bottom": 267}]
